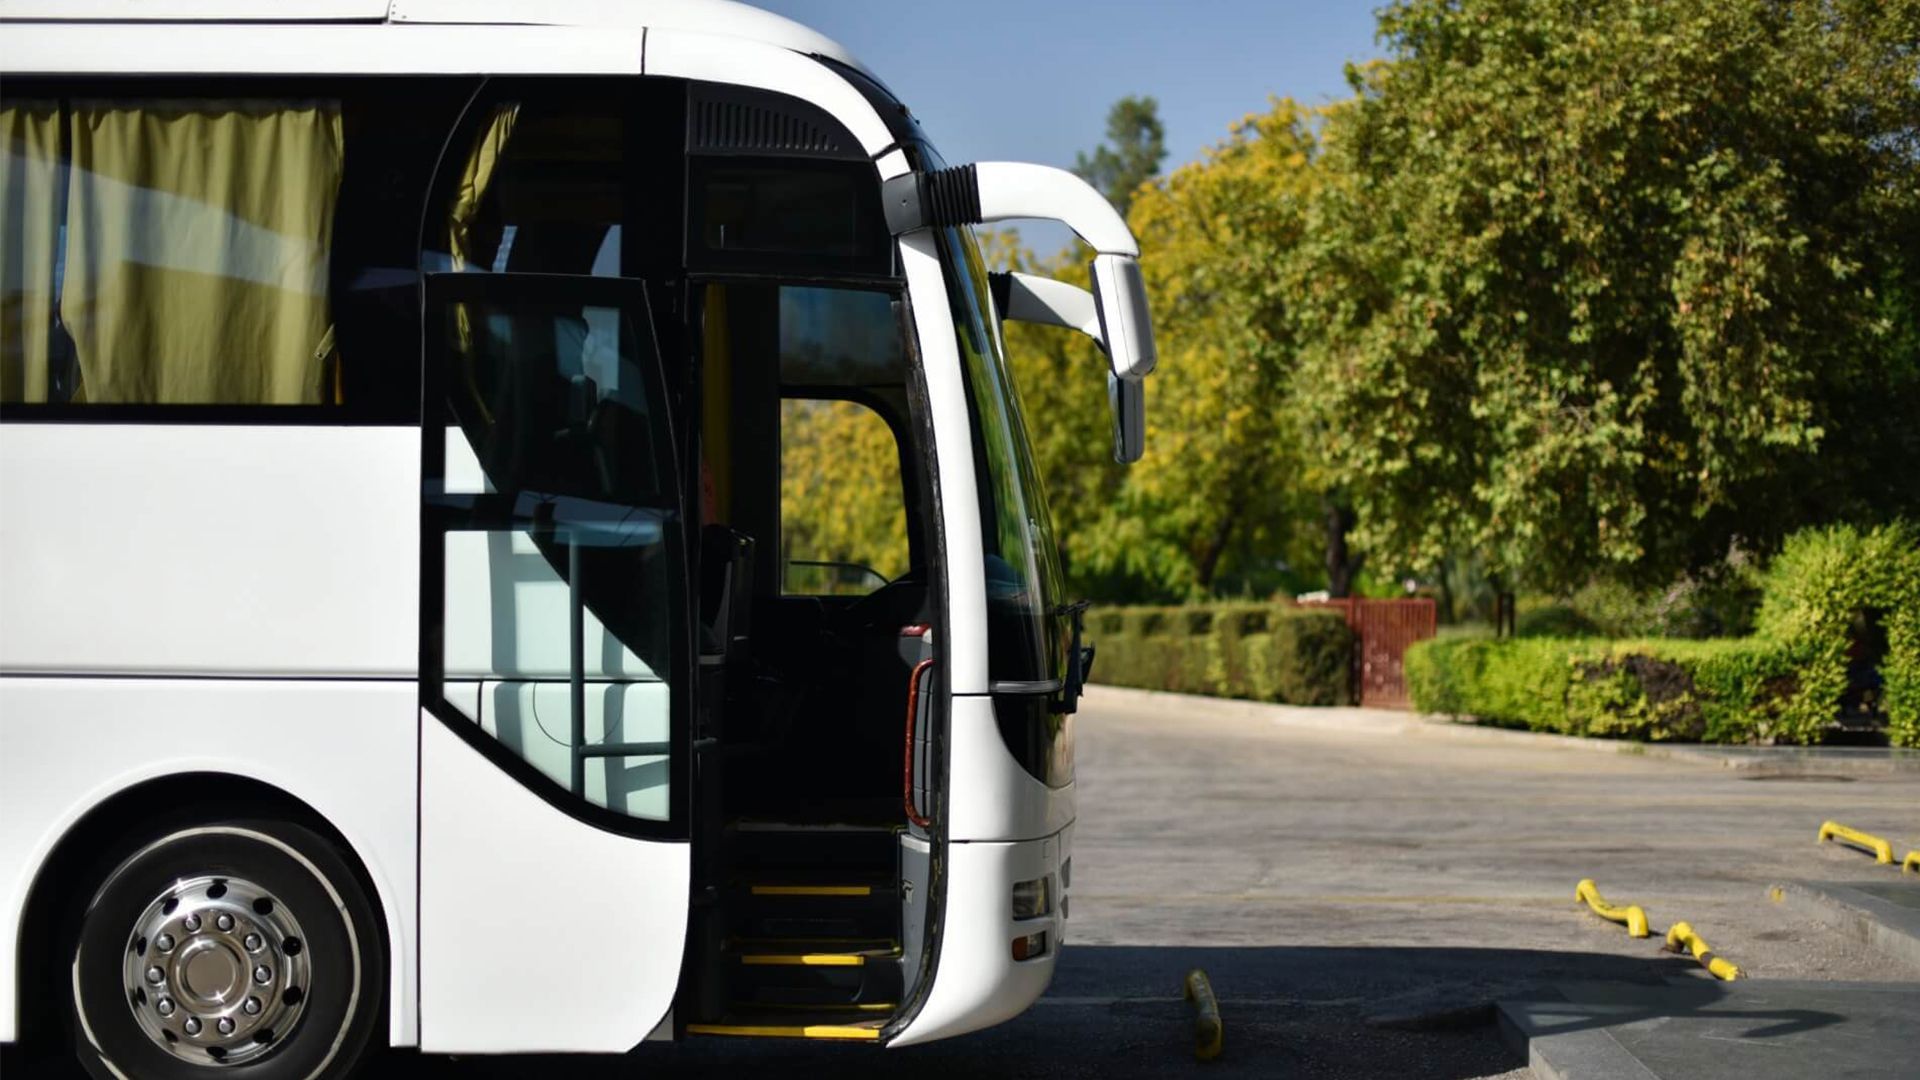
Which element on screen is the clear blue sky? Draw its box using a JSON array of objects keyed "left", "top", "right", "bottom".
[
  {"left": 756, "top": 1, "right": 1383, "bottom": 170},
  {"left": 756, "top": 1, "right": 1384, "bottom": 248}
]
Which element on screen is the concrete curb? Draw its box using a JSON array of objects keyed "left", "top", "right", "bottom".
[
  {"left": 1083, "top": 685, "right": 1920, "bottom": 774},
  {"left": 1499, "top": 980, "right": 1920, "bottom": 1080},
  {"left": 1496, "top": 991, "right": 1656, "bottom": 1080},
  {"left": 1771, "top": 880, "right": 1920, "bottom": 973}
]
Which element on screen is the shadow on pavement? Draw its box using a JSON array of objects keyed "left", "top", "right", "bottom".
[{"left": 371, "top": 944, "right": 1706, "bottom": 1080}]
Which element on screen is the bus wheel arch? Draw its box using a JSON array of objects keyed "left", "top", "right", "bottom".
[{"left": 14, "top": 772, "right": 392, "bottom": 1072}]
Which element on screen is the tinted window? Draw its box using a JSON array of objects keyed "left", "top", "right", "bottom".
[
  {"left": 0, "top": 79, "right": 470, "bottom": 418},
  {"left": 941, "top": 226, "right": 1069, "bottom": 689},
  {"left": 687, "top": 158, "right": 893, "bottom": 277},
  {"left": 430, "top": 274, "right": 686, "bottom": 827}
]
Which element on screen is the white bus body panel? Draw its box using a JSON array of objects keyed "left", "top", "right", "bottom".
[
  {"left": 0, "top": 425, "right": 419, "bottom": 676},
  {"left": 0, "top": 424, "right": 423, "bottom": 1044},
  {"left": 0, "top": 0, "right": 389, "bottom": 19},
  {"left": 945, "top": 695, "right": 1074, "bottom": 843},
  {"left": 890, "top": 826, "right": 1071, "bottom": 1047},
  {"left": 417, "top": 717, "right": 687, "bottom": 1053},
  {"left": 0, "top": 23, "right": 646, "bottom": 76},
  {"left": 0, "top": 678, "right": 419, "bottom": 1046}
]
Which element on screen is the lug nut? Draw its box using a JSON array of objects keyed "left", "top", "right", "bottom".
[
  {"left": 243, "top": 933, "right": 263, "bottom": 952},
  {"left": 144, "top": 965, "right": 164, "bottom": 985},
  {"left": 217, "top": 1016, "right": 235, "bottom": 1035},
  {"left": 242, "top": 996, "right": 262, "bottom": 1016},
  {"left": 252, "top": 965, "right": 272, "bottom": 985},
  {"left": 215, "top": 913, "right": 234, "bottom": 932},
  {"left": 183, "top": 914, "right": 201, "bottom": 932},
  {"left": 156, "top": 997, "right": 175, "bottom": 1017},
  {"left": 154, "top": 933, "right": 175, "bottom": 952},
  {"left": 182, "top": 1016, "right": 202, "bottom": 1036}
]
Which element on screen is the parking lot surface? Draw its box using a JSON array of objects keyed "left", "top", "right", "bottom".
[
  {"left": 13, "top": 688, "right": 1902, "bottom": 1078},
  {"left": 367, "top": 686, "right": 1919, "bottom": 1078}
]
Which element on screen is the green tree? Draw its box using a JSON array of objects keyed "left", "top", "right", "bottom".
[
  {"left": 1073, "top": 95, "right": 1168, "bottom": 216},
  {"left": 999, "top": 99, "right": 1330, "bottom": 601},
  {"left": 779, "top": 398, "right": 909, "bottom": 592},
  {"left": 1288, "top": 0, "right": 1920, "bottom": 593}
]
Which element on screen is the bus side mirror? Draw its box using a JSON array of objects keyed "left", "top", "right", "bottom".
[
  {"left": 1089, "top": 254, "right": 1156, "bottom": 381},
  {"left": 887, "top": 163, "right": 1158, "bottom": 461},
  {"left": 988, "top": 270, "right": 1147, "bottom": 463},
  {"left": 1109, "top": 375, "right": 1144, "bottom": 464}
]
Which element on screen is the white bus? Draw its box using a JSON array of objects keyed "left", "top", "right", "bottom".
[{"left": 0, "top": 2, "right": 1157, "bottom": 1076}]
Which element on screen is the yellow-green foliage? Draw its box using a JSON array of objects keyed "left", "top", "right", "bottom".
[
  {"left": 1088, "top": 604, "right": 1353, "bottom": 706},
  {"left": 779, "top": 398, "right": 909, "bottom": 587},
  {"left": 1754, "top": 522, "right": 1920, "bottom": 747},
  {"left": 1408, "top": 523, "right": 1920, "bottom": 745}
]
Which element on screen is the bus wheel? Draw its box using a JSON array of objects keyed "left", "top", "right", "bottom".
[{"left": 68, "top": 821, "right": 384, "bottom": 1080}]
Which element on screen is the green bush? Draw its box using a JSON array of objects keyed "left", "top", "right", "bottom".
[
  {"left": 1753, "top": 522, "right": 1920, "bottom": 747},
  {"left": 1407, "top": 636, "right": 1811, "bottom": 743},
  {"left": 1090, "top": 603, "right": 1354, "bottom": 706},
  {"left": 1410, "top": 522, "right": 1920, "bottom": 745}
]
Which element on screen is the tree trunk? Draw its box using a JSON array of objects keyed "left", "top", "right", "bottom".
[
  {"left": 1195, "top": 507, "right": 1239, "bottom": 592},
  {"left": 1323, "top": 495, "right": 1365, "bottom": 598}
]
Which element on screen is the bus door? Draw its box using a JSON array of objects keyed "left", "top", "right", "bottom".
[{"left": 417, "top": 271, "right": 695, "bottom": 1052}]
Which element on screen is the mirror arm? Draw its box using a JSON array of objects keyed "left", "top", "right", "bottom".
[
  {"left": 986, "top": 271, "right": 1105, "bottom": 345},
  {"left": 882, "top": 163, "right": 1138, "bottom": 257}
]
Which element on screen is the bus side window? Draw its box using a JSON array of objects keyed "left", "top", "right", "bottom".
[
  {"left": 1, "top": 99, "right": 342, "bottom": 407},
  {"left": 0, "top": 79, "right": 470, "bottom": 419}
]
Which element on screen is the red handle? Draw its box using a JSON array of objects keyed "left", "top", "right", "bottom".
[{"left": 902, "top": 658, "right": 935, "bottom": 828}]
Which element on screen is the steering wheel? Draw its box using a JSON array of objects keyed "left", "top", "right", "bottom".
[{"left": 832, "top": 565, "right": 931, "bottom": 636}]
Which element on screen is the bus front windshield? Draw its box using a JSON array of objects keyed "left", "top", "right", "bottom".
[{"left": 940, "top": 226, "right": 1071, "bottom": 692}]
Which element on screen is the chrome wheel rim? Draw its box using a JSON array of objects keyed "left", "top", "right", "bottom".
[{"left": 122, "top": 875, "right": 309, "bottom": 1066}]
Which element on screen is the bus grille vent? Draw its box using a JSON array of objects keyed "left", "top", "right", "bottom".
[{"left": 691, "top": 98, "right": 849, "bottom": 157}]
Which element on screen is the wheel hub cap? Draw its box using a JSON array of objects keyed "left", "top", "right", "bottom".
[{"left": 122, "top": 875, "right": 309, "bottom": 1066}]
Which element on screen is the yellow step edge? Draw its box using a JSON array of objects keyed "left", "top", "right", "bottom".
[
  {"left": 686, "top": 1022, "right": 881, "bottom": 1040},
  {"left": 758, "top": 1002, "right": 896, "bottom": 1013},
  {"left": 749, "top": 884, "right": 873, "bottom": 897},
  {"left": 739, "top": 952, "right": 867, "bottom": 967}
]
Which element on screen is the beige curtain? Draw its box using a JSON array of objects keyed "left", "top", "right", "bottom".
[
  {"left": 60, "top": 100, "right": 343, "bottom": 403},
  {"left": 448, "top": 104, "right": 519, "bottom": 272},
  {"left": 447, "top": 105, "right": 520, "bottom": 423},
  {"left": 1, "top": 103, "right": 64, "bottom": 403}
]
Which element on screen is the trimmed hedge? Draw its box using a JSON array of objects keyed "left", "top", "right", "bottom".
[
  {"left": 1408, "top": 522, "right": 1920, "bottom": 746},
  {"left": 1089, "top": 604, "right": 1355, "bottom": 706},
  {"left": 1406, "top": 636, "right": 1811, "bottom": 743}
]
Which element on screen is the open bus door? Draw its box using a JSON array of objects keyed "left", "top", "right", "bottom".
[{"left": 417, "top": 272, "right": 695, "bottom": 1052}]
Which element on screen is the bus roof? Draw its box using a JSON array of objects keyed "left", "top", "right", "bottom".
[{"left": 0, "top": 0, "right": 865, "bottom": 72}]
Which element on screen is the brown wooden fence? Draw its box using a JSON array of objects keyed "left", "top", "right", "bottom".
[{"left": 1295, "top": 598, "right": 1438, "bottom": 709}]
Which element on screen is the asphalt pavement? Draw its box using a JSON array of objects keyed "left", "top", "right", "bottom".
[
  {"left": 379, "top": 686, "right": 1919, "bottom": 1078},
  {"left": 20, "top": 687, "right": 1915, "bottom": 1078}
]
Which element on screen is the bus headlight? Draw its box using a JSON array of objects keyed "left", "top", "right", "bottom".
[{"left": 1012, "top": 876, "right": 1051, "bottom": 919}]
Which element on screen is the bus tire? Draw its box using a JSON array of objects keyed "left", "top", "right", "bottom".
[{"left": 67, "top": 820, "right": 384, "bottom": 1080}]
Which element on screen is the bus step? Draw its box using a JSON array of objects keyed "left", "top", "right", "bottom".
[
  {"left": 685, "top": 1010, "right": 887, "bottom": 1041},
  {"left": 726, "top": 820, "right": 901, "bottom": 871},
  {"left": 729, "top": 880, "right": 898, "bottom": 941},
  {"left": 725, "top": 938, "right": 904, "bottom": 1007},
  {"left": 731, "top": 938, "right": 900, "bottom": 966}
]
